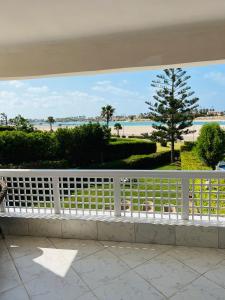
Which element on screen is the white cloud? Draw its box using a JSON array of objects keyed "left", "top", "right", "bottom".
[
  {"left": 0, "top": 79, "right": 107, "bottom": 118},
  {"left": 92, "top": 81, "right": 143, "bottom": 99},
  {"left": 204, "top": 72, "right": 225, "bottom": 85},
  {"left": 7, "top": 80, "right": 25, "bottom": 88},
  {"left": 27, "top": 86, "right": 49, "bottom": 93}
]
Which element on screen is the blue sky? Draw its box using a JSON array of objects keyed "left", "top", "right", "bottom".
[{"left": 0, "top": 63, "right": 225, "bottom": 118}]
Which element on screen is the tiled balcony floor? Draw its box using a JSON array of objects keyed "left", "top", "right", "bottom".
[{"left": 1, "top": 236, "right": 225, "bottom": 300}]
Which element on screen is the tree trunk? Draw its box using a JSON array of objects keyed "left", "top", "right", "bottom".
[{"left": 171, "top": 138, "right": 175, "bottom": 163}]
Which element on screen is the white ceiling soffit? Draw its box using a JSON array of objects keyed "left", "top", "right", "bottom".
[{"left": 0, "top": 0, "right": 225, "bottom": 78}]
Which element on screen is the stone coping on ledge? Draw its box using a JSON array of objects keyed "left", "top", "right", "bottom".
[{"left": 1, "top": 213, "right": 225, "bottom": 249}]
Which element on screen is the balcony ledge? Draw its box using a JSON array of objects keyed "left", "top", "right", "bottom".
[{"left": 1, "top": 212, "right": 225, "bottom": 249}]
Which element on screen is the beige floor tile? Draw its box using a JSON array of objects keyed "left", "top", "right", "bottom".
[
  {"left": 134, "top": 253, "right": 199, "bottom": 297},
  {"left": 0, "top": 285, "right": 29, "bottom": 300},
  {"left": 0, "top": 259, "right": 21, "bottom": 294},
  {"left": 170, "top": 276, "right": 225, "bottom": 300},
  {"left": 167, "top": 246, "right": 225, "bottom": 274},
  {"left": 77, "top": 291, "right": 98, "bottom": 300},
  {"left": 5, "top": 235, "right": 53, "bottom": 259},
  {"left": 14, "top": 246, "right": 79, "bottom": 283},
  {"left": 204, "top": 260, "right": 225, "bottom": 288},
  {"left": 101, "top": 240, "right": 172, "bottom": 268},
  {"left": 50, "top": 238, "right": 104, "bottom": 261},
  {"left": 93, "top": 270, "right": 165, "bottom": 300},
  {"left": 24, "top": 270, "right": 89, "bottom": 300},
  {"left": 0, "top": 240, "right": 11, "bottom": 264},
  {"left": 72, "top": 248, "right": 130, "bottom": 289}
]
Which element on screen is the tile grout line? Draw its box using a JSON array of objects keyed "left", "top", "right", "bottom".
[
  {"left": 2, "top": 237, "right": 32, "bottom": 300},
  {"left": 47, "top": 236, "right": 100, "bottom": 299},
  {"left": 93, "top": 241, "right": 168, "bottom": 299}
]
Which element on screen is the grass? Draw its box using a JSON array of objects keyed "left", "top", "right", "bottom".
[
  {"left": 181, "top": 149, "right": 211, "bottom": 170},
  {"left": 156, "top": 142, "right": 183, "bottom": 153},
  {"left": 154, "top": 161, "right": 181, "bottom": 170},
  {"left": 60, "top": 176, "right": 225, "bottom": 216}
]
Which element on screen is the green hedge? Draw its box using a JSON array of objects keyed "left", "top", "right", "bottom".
[
  {"left": 0, "top": 131, "right": 58, "bottom": 164},
  {"left": 90, "top": 150, "right": 179, "bottom": 169},
  {"left": 0, "top": 160, "right": 69, "bottom": 169},
  {"left": 103, "top": 139, "right": 156, "bottom": 161},
  {"left": 180, "top": 141, "right": 196, "bottom": 152},
  {"left": 55, "top": 123, "right": 108, "bottom": 166},
  {"left": 0, "top": 125, "right": 156, "bottom": 168},
  {"left": 0, "top": 126, "right": 15, "bottom": 132}
]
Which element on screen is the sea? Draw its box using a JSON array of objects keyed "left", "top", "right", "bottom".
[{"left": 33, "top": 120, "right": 225, "bottom": 127}]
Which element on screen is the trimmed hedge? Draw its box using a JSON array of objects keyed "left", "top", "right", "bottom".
[
  {"left": 0, "top": 131, "right": 58, "bottom": 164},
  {"left": 127, "top": 135, "right": 149, "bottom": 139},
  {"left": 55, "top": 123, "right": 108, "bottom": 166},
  {"left": 0, "top": 125, "right": 156, "bottom": 168},
  {"left": 180, "top": 141, "right": 196, "bottom": 152},
  {"left": 0, "top": 160, "right": 69, "bottom": 169},
  {"left": 103, "top": 139, "right": 156, "bottom": 161},
  {"left": 0, "top": 126, "right": 15, "bottom": 132},
  {"left": 89, "top": 150, "right": 179, "bottom": 169}
]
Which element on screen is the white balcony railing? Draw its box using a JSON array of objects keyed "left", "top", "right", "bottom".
[{"left": 1, "top": 169, "right": 225, "bottom": 222}]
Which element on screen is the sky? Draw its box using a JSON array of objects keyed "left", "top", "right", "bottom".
[{"left": 0, "top": 63, "right": 225, "bottom": 119}]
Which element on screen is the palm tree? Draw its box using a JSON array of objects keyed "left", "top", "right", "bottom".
[
  {"left": 101, "top": 105, "right": 115, "bottom": 127},
  {"left": 114, "top": 122, "right": 122, "bottom": 137},
  {"left": 47, "top": 116, "right": 55, "bottom": 131}
]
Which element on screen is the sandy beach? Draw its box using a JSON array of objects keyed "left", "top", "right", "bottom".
[{"left": 35, "top": 118, "right": 225, "bottom": 142}]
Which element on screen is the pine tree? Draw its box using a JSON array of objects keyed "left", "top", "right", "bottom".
[{"left": 146, "top": 68, "right": 199, "bottom": 162}]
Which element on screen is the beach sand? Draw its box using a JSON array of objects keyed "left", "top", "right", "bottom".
[{"left": 35, "top": 118, "right": 225, "bottom": 142}]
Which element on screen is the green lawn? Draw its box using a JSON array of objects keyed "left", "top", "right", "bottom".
[
  {"left": 181, "top": 150, "right": 211, "bottom": 170},
  {"left": 60, "top": 176, "right": 225, "bottom": 216},
  {"left": 61, "top": 144, "right": 225, "bottom": 216}
]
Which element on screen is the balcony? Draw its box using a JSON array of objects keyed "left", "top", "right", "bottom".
[
  {"left": 1, "top": 166, "right": 225, "bottom": 299},
  {"left": 1, "top": 169, "right": 225, "bottom": 246}
]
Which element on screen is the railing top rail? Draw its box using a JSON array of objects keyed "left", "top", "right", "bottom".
[{"left": 0, "top": 169, "right": 224, "bottom": 179}]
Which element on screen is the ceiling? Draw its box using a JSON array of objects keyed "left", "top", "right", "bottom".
[{"left": 0, "top": 0, "right": 225, "bottom": 78}]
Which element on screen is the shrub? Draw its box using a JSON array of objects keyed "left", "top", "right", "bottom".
[
  {"left": 0, "top": 160, "right": 69, "bottom": 169},
  {"left": 127, "top": 135, "right": 149, "bottom": 139},
  {"left": 180, "top": 141, "right": 195, "bottom": 152},
  {"left": 196, "top": 123, "right": 225, "bottom": 169},
  {"left": 55, "top": 123, "right": 108, "bottom": 166},
  {"left": 103, "top": 139, "right": 156, "bottom": 161},
  {"left": 0, "top": 126, "right": 15, "bottom": 132},
  {"left": 90, "top": 150, "right": 179, "bottom": 169},
  {"left": 0, "top": 131, "right": 58, "bottom": 164}
]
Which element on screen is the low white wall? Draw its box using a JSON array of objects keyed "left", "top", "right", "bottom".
[{"left": 1, "top": 214, "right": 224, "bottom": 248}]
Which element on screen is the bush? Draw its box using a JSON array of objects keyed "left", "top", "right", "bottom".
[
  {"left": 103, "top": 139, "right": 156, "bottom": 161},
  {"left": 90, "top": 150, "right": 179, "bottom": 169},
  {"left": 160, "top": 140, "right": 167, "bottom": 147},
  {"left": 127, "top": 135, "right": 149, "bottom": 139},
  {"left": 0, "top": 131, "right": 58, "bottom": 164},
  {"left": 55, "top": 123, "right": 108, "bottom": 166},
  {"left": 0, "top": 126, "right": 15, "bottom": 132},
  {"left": 196, "top": 123, "right": 225, "bottom": 169},
  {"left": 180, "top": 141, "right": 195, "bottom": 152},
  {"left": 0, "top": 160, "right": 69, "bottom": 169}
]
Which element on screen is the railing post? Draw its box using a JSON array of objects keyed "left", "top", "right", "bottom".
[
  {"left": 114, "top": 176, "right": 121, "bottom": 217},
  {"left": 52, "top": 177, "right": 61, "bottom": 214},
  {"left": 181, "top": 177, "right": 190, "bottom": 220},
  {"left": 0, "top": 201, "right": 5, "bottom": 213}
]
